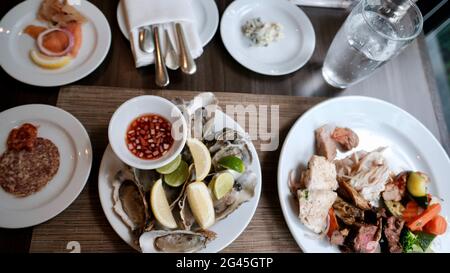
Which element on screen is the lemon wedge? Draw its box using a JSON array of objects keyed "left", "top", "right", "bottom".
[
  {"left": 150, "top": 179, "right": 178, "bottom": 229},
  {"left": 186, "top": 181, "right": 215, "bottom": 229},
  {"left": 186, "top": 138, "right": 211, "bottom": 181},
  {"left": 30, "top": 49, "right": 71, "bottom": 69}
]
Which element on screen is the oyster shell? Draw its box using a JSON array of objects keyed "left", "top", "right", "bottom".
[
  {"left": 139, "top": 230, "right": 216, "bottom": 253},
  {"left": 113, "top": 168, "right": 152, "bottom": 235},
  {"left": 174, "top": 92, "right": 218, "bottom": 140}
]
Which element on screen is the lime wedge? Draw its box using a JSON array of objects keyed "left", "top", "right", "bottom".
[
  {"left": 164, "top": 160, "right": 189, "bottom": 187},
  {"left": 157, "top": 154, "right": 182, "bottom": 174},
  {"left": 186, "top": 138, "right": 211, "bottom": 181},
  {"left": 186, "top": 182, "right": 215, "bottom": 229},
  {"left": 211, "top": 172, "right": 235, "bottom": 200},
  {"left": 150, "top": 179, "right": 178, "bottom": 229},
  {"left": 218, "top": 156, "right": 245, "bottom": 173}
]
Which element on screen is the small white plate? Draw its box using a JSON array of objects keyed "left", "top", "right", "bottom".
[
  {"left": 0, "top": 0, "right": 111, "bottom": 87},
  {"left": 0, "top": 104, "right": 92, "bottom": 228},
  {"left": 116, "top": 0, "right": 219, "bottom": 47},
  {"left": 220, "top": 0, "right": 315, "bottom": 76},
  {"left": 277, "top": 96, "right": 450, "bottom": 253},
  {"left": 99, "top": 109, "right": 262, "bottom": 252}
]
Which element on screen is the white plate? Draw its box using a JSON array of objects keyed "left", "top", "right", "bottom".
[
  {"left": 277, "top": 96, "right": 450, "bottom": 253},
  {"left": 116, "top": 0, "right": 219, "bottom": 47},
  {"left": 99, "top": 109, "right": 262, "bottom": 252},
  {"left": 0, "top": 104, "right": 92, "bottom": 228},
  {"left": 220, "top": 0, "right": 315, "bottom": 76},
  {"left": 0, "top": 0, "right": 111, "bottom": 87}
]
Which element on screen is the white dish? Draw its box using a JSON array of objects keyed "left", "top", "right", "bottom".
[
  {"left": 99, "top": 109, "right": 262, "bottom": 252},
  {"left": 0, "top": 0, "right": 111, "bottom": 87},
  {"left": 116, "top": 0, "right": 219, "bottom": 47},
  {"left": 108, "top": 95, "right": 187, "bottom": 170},
  {"left": 220, "top": 0, "right": 315, "bottom": 76},
  {"left": 0, "top": 104, "right": 92, "bottom": 228},
  {"left": 277, "top": 96, "right": 450, "bottom": 253}
]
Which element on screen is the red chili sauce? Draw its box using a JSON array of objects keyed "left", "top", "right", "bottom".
[{"left": 126, "top": 114, "right": 174, "bottom": 160}]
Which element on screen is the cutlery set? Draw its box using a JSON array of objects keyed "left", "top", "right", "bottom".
[{"left": 139, "top": 23, "right": 196, "bottom": 87}]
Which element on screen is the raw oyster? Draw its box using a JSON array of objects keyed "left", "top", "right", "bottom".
[
  {"left": 213, "top": 170, "right": 257, "bottom": 221},
  {"left": 139, "top": 230, "right": 216, "bottom": 253},
  {"left": 113, "top": 168, "right": 152, "bottom": 235},
  {"left": 206, "top": 128, "right": 253, "bottom": 173}
]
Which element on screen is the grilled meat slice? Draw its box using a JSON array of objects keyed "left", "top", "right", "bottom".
[
  {"left": 337, "top": 180, "right": 371, "bottom": 210},
  {"left": 332, "top": 197, "right": 365, "bottom": 226},
  {"left": 384, "top": 216, "right": 405, "bottom": 253}
]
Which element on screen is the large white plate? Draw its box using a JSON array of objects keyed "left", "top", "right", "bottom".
[
  {"left": 99, "top": 109, "right": 262, "bottom": 252},
  {"left": 116, "top": 0, "right": 219, "bottom": 47},
  {"left": 0, "top": 104, "right": 92, "bottom": 228},
  {"left": 220, "top": 0, "right": 315, "bottom": 76},
  {"left": 277, "top": 96, "right": 450, "bottom": 253},
  {"left": 0, "top": 0, "right": 111, "bottom": 87}
]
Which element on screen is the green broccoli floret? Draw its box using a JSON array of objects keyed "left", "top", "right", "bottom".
[
  {"left": 400, "top": 229, "right": 435, "bottom": 253},
  {"left": 400, "top": 229, "right": 418, "bottom": 253}
]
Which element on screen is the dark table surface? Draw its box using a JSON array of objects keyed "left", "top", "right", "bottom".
[{"left": 1, "top": 0, "right": 448, "bottom": 252}]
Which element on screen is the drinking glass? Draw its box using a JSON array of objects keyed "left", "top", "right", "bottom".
[{"left": 322, "top": 0, "right": 423, "bottom": 88}]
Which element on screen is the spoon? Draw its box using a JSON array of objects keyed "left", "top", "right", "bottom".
[
  {"left": 164, "top": 29, "right": 179, "bottom": 70},
  {"left": 138, "top": 27, "right": 154, "bottom": 53},
  {"left": 175, "top": 22, "right": 196, "bottom": 75},
  {"left": 152, "top": 25, "right": 169, "bottom": 87}
]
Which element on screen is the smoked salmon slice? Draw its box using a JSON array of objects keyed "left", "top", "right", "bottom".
[
  {"left": 64, "top": 22, "right": 82, "bottom": 57},
  {"left": 24, "top": 25, "right": 47, "bottom": 39}
]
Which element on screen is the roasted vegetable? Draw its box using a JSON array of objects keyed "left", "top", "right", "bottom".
[
  {"left": 400, "top": 229, "right": 418, "bottom": 253},
  {"left": 384, "top": 200, "right": 405, "bottom": 218},
  {"left": 407, "top": 203, "right": 441, "bottom": 231},
  {"left": 424, "top": 215, "right": 448, "bottom": 236},
  {"left": 416, "top": 232, "right": 436, "bottom": 251},
  {"left": 407, "top": 172, "right": 428, "bottom": 198}
]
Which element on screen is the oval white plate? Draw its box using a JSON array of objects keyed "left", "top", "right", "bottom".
[
  {"left": 0, "top": 104, "right": 92, "bottom": 228},
  {"left": 99, "top": 109, "right": 262, "bottom": 252},
  {"left": 117, "top": 0, "right": 219, "bottom": 47},
  {"left": 0, "top": 0, "right": 111, "bottom": 87},
  {"left": 278, "top": 96, "right": 450, "bottom": 253},
  {"left": 220, "top": 0, "right": 315, "bottom": 76}
]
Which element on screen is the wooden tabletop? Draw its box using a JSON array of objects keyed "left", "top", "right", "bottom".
[{"left": 0, "top": 0, "right": 448, "bottom": 252}]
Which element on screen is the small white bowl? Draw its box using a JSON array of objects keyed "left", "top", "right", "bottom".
[{"left": 108, "top": 96, "right": 187, "bottom": 170}]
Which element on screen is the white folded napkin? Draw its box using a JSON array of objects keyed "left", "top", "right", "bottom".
[{"left": 122, "top": 0, "right": 203, "bottom": 68}]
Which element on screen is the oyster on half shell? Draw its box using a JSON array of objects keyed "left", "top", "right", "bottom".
[
  {"left": 113, "top": 168, "right": 152, "bottom": 235},
  {"left": 139, "top": 230, "right": 216, "bottom": 253}
]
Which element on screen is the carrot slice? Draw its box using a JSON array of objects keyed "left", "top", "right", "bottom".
[
  {"left": 403, "top": 201, "right": 420, "bottom": 222},
  {"left": 407, "top": 203, "right": 441, "bottom": 231},
  {"left": 424, "top": 215, "right": 447, "bottom": 235},
  {"left": 327, "top": 208, "right": 339, "bottom": 238}
]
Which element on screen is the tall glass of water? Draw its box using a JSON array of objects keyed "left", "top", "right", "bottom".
[{"left": 322, "top": 0, "right": 423, "bottom": 88}]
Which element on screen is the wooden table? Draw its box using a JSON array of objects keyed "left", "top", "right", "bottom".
[{"left": 1, "top": 0, "right": 448, "bottom": 252}]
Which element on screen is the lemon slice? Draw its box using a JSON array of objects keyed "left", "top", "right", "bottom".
[
  {"left": 150, "top": 179, "right": 178, "bottom": 229},
  {"left": 210, "top": 172, "right": 235, "bottom": 200},
  {"left": 157, "top": 154, "right": 182, "bottom": 174},
  {"left": 218, "top": 155, "right": 245, "bottom": 173},
  {"left": 30, "top": 49, "right": 71, "bottom": 69},
  {"left": 164, "top": 160, "right": 189, "bottom": 187},
  {"left": 186, "top": 182, "right": 215, "bottom": 229},
  {"left": 186, "top": 138, "right": 211, "bottom": 181}
]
